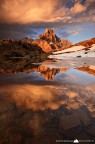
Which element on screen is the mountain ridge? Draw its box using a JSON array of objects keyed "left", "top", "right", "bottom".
[{"left": 0, "top": 29, "right": 95, "bottom": 63}]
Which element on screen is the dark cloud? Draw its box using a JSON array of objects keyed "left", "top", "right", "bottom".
[
  {"left": 0, "top": 0, "right": 95, "bottom": 40},
  {"left": 86, "top": 1, "right": 95, "bottom": 12},
  {"left": 0, "top": 0, "right": 94, "bottom": 24},
  {"left": 0, "top": 24, "right": 38, "bottom": 39},
  {"left": 57, "top": 28, "right": 82, "bottom": 38}
]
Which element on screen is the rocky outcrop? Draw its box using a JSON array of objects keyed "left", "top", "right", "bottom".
[
  {"left": 0, "top": 39, "right": 47, "bottom": 57},
  {"left": 0, "top": 39, "right": 48, "bottom": 71},
  {"left": 21, "top": 37, "right": 33, "bottom": 44},
  {"left": 61, "top": 39, "right": 72, "bottom": 49},
  {"left": 32, "top": 39, "right": 52, "bottom": 53},
  {"left": 38, "top": 28, "right": 61, "bottom": 43},
  {"left": 75, "top": 38, "right": 95, "bottom": 47},
  {"left": 32, "top": 28, "right": 72, "bottom": 53}
]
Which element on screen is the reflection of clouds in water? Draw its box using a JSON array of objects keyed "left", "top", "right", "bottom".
[
  {"left": 54, "top": 72, "right": 78, "bottom": 82},
  {"left": 0, "top": 84, "right": 68, "bottom": 110},
  {"left": 0, "top": 83, "right": 95, "bottom": 143},
  {"left": 0, "top": 83, "right": 95, "bottom": 114},
  {"left": 86, "top": 84, "right": 95, "bottom": 92}
]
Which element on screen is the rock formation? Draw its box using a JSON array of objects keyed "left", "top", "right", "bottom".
[
  {"left": 0, "top": 39, "right": 48, "bottom": 71},
  {"left": 0, "top": 29, "right": 72, "bottom": 55},
  {"left": 32, "top": 39, "right": 52, "bottom": 53},
  {"left": 75, "top": 38, "right": 95, "bottom": 47},
  {"left": 61, "top": 39, "right": 72, "bottom": 49},
  {"left": 38, "top": 28, "right": 61, "bottom": 43},
  {"left": 32, "top": 28, "right": 72, "bottom": 53},
  {"left": 21, "top": 37, "right": 33, "bottom": 44}
]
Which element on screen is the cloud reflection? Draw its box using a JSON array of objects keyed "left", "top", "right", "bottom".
[{"left": 0, "top": 83, "right": 95, "bottom": 115}]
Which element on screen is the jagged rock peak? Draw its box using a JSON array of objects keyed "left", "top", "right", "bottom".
[
  {"left": 45, "top": 28, "right": 55, "bottom": 35},
  {"left": 38, "top": 28, "right": 61, "bottom": 43}
]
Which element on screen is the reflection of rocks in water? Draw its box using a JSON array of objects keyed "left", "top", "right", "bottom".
[
  {"left": 0, "top": 58, "right": 38, "bottom": 73},
  {"left": 77, "top": 65, "right": 95, "bottom": 76},
  {"left": 26, "top": 66, "right": 69, "bottom": 81},
  {"left": 0, "top": 63, "right": 69, "bottom": 80},
  {"left": 34, "top": 66, "right": 69, "bottom": 80}
]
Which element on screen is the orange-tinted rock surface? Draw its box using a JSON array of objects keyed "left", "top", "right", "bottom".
[
  {"left": 32, "top": 39, "right": 52, "bottom": 53},
  {"left": 75, "top": 38, "right": 95, "bottom": 47},
  {"left": 32, "top": 28, "right": 72, "bottom": 53}
]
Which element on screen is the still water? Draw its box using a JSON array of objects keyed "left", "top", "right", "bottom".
[{"left": 0, "top": 58, "right": 95, "bottom": 144}]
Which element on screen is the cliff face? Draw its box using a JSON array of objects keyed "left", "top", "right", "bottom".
[
  {"left": 32, "top": 28, "right": 72, "bottom": 53},
  {"left": 32, "top": 39, "right": 52, "bottom": 53},
  {"left": 61, "top": 39, "right": 72, "bottom": 49}
]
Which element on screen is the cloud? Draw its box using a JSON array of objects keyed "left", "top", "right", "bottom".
[
  {"left": 0, "top": 0, "right": 94, "bottom": 26},
  {"left": 69, "top": 29, "right": 82, "bottom": 35},
  {"left": 0, "top": 84, "right": 78, "bottom": 111},
  {"left": 0, "top": 82, "right": 95, "bottom": 113},
  {"left": 58, "top": 28, "right": 82, "bottom": 38},
  {"left": 0, "top": 0, "right": 94, "bottom": 25},
  {"left": 0, "top": 0, "right": 61, "bottom": 24},
  {"left": 0, "top": 24, "right": 37, "bottom": 39},
  {"left": 0, "top": 0, "right": 95, "bottom": 40},
  {"left": 59, "top": 31, "right": 71, "bottom": 37},
  {"left": 71, "top": 2, "right": 86, "bottom": 14}
]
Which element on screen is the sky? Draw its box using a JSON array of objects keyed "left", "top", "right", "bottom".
[{"left": 0, "top": 0, "right": 95, "bottom": 44}]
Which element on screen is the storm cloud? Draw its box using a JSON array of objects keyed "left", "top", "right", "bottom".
[
  {"left": 0, "top": 0, "right": 94, "bottom": 24},
  {"left": 0, "top": 0, "right": 95, "bottom": 42}
]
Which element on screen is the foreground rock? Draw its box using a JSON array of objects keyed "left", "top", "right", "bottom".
[
  {"left": 0, "top": 39, "right": 48, "bottom": 70},
  {"left": 0, "top": 39, "right": 46, "bottom": 57}
]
